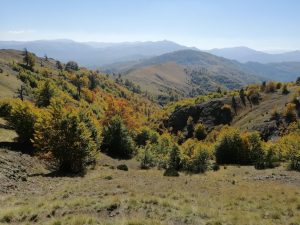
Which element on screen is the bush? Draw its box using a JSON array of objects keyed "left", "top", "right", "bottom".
[
  {"left": 134, "top": 127, "right": 158, "bottom": 146},
  {"left": 296, "top": 77, "right": 300, "bottom": 85},
  {"left": 247, "top": 88, "right": 260, "bottom": 105},
  {"left": 137, "top": 133, "right": 176, "bottom": 169},
  {"left": 65, "top": 61, "right": 79, "bottom": 71},
  {"left": 243, "top": 132, "right": 265, "bottom": 164},
  {"left": 1, "top": 99, "right": 39, "bottom": 145},
  {"left": 215, "top": 128, "right": 264, "bottom": 165},
  {"left": 215, "top": 127, "right": 246, "bottom": 164},
  {"left": 163, "top": 167, "right": 179, "bottom": 177},
  {"left": 284, "top": 103, "right": 297, "bottom": 123},
  {"left": 33, "top": 99, "right": 96, "bottom": 172},
  {"left": 276, "top": 82, "right": 282, "bottom": 89},
  {"left": 265, "top": 81, "right": 276, "bottom": 93},
  {"left": 139, "top": 146, "right": 156, "bottom": 169},
  {"left": 181, "top": 139, "right": 212, "bottom": 173},
  {"left": 282, "top": 84, "right": 289, "bottom": 95},
  {"left": 275, "top": 134, "right": 300, "bottom": 171},
  {"left": 101, "top": 115, "right": 135, "bottom": 159},
  {"left": 194, "top": 123, "right": 207, "bottom": 140},
  {"left": 219, "top": 104, "right": 233, "bottom": 124},
  {"left": 253, "top": 141, "right": 282, "bottom": 170},
  {"left": 271, "top": 107, "right": 281, "bottom": 121},
  {"left": 166, "top": 145, "right": 181, "bottom": 171},
  {"left": 117, "top": 164, "right": 128, "bottom": 171}
]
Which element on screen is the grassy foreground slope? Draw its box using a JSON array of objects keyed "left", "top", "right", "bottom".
[{"left": 0, "top": 146, "right": 299, "bottom": 225}]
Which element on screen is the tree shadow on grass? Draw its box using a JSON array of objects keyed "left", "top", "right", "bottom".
[
  {"left": 29, "top": 169, "right": 86, "bottom": 178},
  {"left": 0, "top": 141, "right": 34, "bottom": 154}
]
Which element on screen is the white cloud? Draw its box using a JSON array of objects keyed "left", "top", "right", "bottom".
[{"left": 7, "top": 29, "right": 36, "bottom": 34}]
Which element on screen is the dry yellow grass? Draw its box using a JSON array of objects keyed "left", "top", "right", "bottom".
[{"left": 0, "top": 152, "right": 299, "bottom": 225}]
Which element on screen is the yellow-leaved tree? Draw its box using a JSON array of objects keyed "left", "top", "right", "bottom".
[{"left": 33, "top": 98, "right": 97, "bottom": 172}]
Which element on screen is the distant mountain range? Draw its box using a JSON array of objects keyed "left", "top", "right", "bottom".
[
  {"left": 0, "top": 40, "right": 300, "bottom": 92},
  {"left": 0, "top": 39, "right": 189, "bottom": 68},
  {"left": 207, "top": 46, "right": 300, "bottom": 63}
]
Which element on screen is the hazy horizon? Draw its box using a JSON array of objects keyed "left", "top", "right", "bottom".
[
  {"left": 0, "top": 39, "right": 297, "bottom": 54},
  {"left": 1, "top": 0, "right": 300, "bottom": 51}
]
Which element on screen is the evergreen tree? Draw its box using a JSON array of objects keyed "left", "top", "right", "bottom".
[
  {"left": 56, "top": 60, "right": 63, "bottom": 71},
  {"left": 101, "top": 116, "right": 135, "bottom": 159},
  {"left": 35, "top": 80, "right": 55, "bottom": 107},
  {"left": 23, "top": 48, "right": 35, "bottom": 70},
  {"left": 239, "top": 88, "right": 246, "bottom": 106},
  {"left": 65, "top": 61, "right": 79, "bottom": 71},
  {"left": 231, "top": 96, "right": 237, "bottom": 115}
]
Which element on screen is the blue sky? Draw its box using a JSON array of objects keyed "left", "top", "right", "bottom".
[{"left": 1, "top": 0, "right": 300, "bottom": 50}]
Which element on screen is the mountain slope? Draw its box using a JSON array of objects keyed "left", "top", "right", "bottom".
[
  {"left": 208, "top": 46, "right": 300, "bottom": 63},
  {"left": 242, "top": 61, "right": 300, "bottom": 82},
  {"left": 121, "top": 49, "right": 263, "bottom": 98},
  {"left": 0, "top": 40, "right": 189, "bottom": 68}
]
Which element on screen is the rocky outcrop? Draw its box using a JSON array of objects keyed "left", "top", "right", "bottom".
[{"left": 165, "top": 98, "right": 234, "bottom": 133}]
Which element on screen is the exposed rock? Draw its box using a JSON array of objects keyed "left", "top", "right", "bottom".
[
  {"left": 252, "top": 120, "right": 281, "bottom": 141},
  {"left": 0, "top": 148, "right": 46, "bottom": 193},
  {"left": 165, "top": 97, "right": 234, "bottom": 133}
]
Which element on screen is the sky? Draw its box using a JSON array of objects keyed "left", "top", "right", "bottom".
[{"left": 1, "top": 0, "right": 300, "bottom": 50}]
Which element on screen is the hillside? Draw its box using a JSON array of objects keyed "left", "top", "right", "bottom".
[
  {"left": 0, "top": 49, "right": 300, "bottom": 225},
  {"left": 119, "top": 50, "right": 263, "bottom": 99},
  {"left": 208, "top": 46, "right": 300, "bottom": 63},
  {"left": 242, "top": 61, "right": 300, "bottom": 82},
  {"left": 0, "top": 40, "right": 189, "bottom": 68}
]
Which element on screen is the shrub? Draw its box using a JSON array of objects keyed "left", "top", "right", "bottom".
[
  {"left": 215, "top": 128, "right": 264, "bottom": 165},
  {"left": 134, "top": 127, "right": 158, "bottom": 146},
  {"left": 215, "top": 128, "right": 246, "bottom": 164},
  {"left": 265, "top": 81, "right": 276, "bottom": 93},
  {"left": 101, "top": 115, "right": 135, "bottom": 159},
  {"left": 271, "top": 107, "right": 281, "bottom": 121},
  {"left": 296, "top": 77, "right": 300, "bottom": 85},
  {"left": 139, "top": 146, "right": 157, "bottom": 169},
  {"left": 212, "top": 163, "right": 220, "bottom": 171},
  {"left": 137, "top": 133, "right": 176, "bottom": 169},
  {"left": 219, "top": 104, "right": 233, "bottom": 124},
  {"left": 65, "top": 61, "right": 79, "bottom": 71},
  {"left": 284, "top": 103, "right": 297, "bottom": 123},
  {"left": 276, "top": 82, "right": 282, "bottom": 89},
  {"left": 0, "top": 99, "right": 13, "bottom": 117},
  {"left": 260, "top": 81, "right": 266, "bottom": 92},
  {"left": 275, "top": 134, "right": 300, "bottom": 171},
  {"left": 247, "top": 88, "right": 260, "bottom": 105},
  {"left": 185, "top": 116, "right": 194, "bottom": 138},
  {"left": 163, "top": 167, "right": 179, "bottom": 176},
  {"left": 254, "top": 142, "right": 280, "bottom": 170},
  {"left": 181, "top": 139, "right": 212, "bottom": 173},
  {"left": 167, "top": 145, "right": 181, "bottom": 170},
  {"left": 163, "top": 143, "right": 181, "bottom": 176},
  {"left": 282, "top": 84, "right": 289, "bottom": 95},
  {"left": 117, "top": 164, "right": 128, "bottom": 171},
  {"left": 2, "top": 99, "right": 39, "bottom": 145},
  {"left": 194, "top": 123, "right": 207, "bottom": 140},
  {"left": 242, "top": 132, "right": 264, "bottom": 163},
  {"left": 33, "top": 99, "right": 96, "bottom": 172}
]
